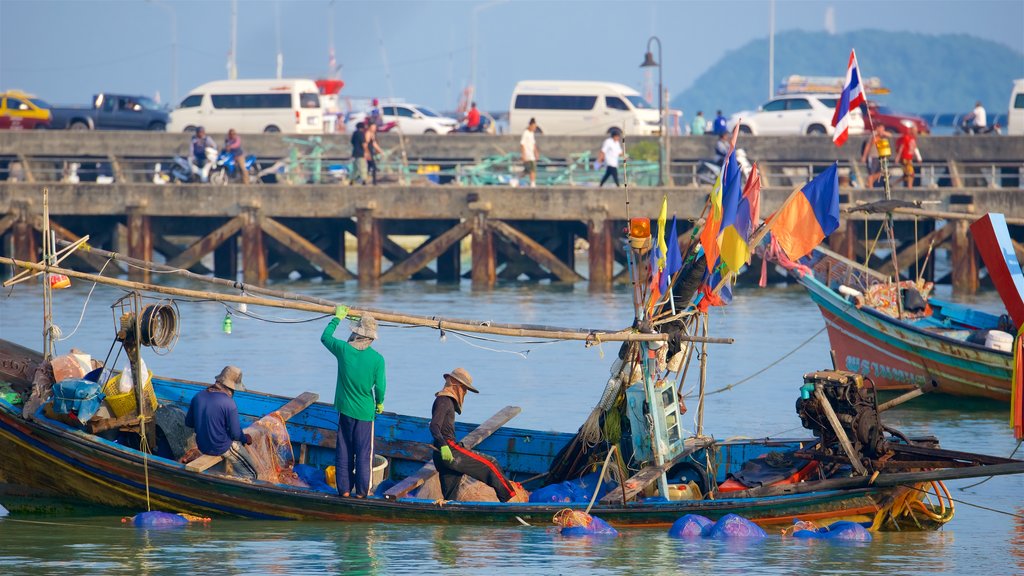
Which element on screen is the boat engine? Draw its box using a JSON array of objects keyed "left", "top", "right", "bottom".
[{"left": 796, "top": 370, "right": 886, "bottom": 466}]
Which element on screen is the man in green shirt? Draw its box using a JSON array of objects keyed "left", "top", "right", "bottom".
[{"left": 321, "top": 307, "right": 386, "bottom": 497}]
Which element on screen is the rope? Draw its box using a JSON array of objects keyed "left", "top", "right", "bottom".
[
  {"left": 138, "top": 413, "right": 152, "bottom": 512},
  {"left": 684, "top": 326, "right": 826, "bottom": 398},
  {"left": 904, "top": 482, "right": 1022, "bottom": 519}
]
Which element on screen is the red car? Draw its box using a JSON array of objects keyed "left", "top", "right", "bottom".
[{"left": 866, "top": 102, "right": 930, "bottom": 134}]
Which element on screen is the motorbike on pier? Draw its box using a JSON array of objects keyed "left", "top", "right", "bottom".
[{"left": 209, "top": 150, "right": 261, "bottom": 185}]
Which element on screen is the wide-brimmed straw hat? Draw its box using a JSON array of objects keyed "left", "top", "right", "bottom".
[
  {"left": 215, "top": 365, "right": 244, "bottom": 391},
  {"left": 351, "top": 313, "right": 378, "bottom": 340},
  {"left": 444, "top": 367, "right": 478, "bottom": 393}
]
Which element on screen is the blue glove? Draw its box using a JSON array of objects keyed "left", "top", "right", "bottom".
[
  {"left": 440, "top": 445, "right": 453, "bottom": 463},
  {"left": 334, "top": 305, "right": 349, "bottom": 320}
]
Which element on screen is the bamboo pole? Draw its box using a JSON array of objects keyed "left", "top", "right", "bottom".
[{"left": 1, "top": 256, "right": 734, "bottom": 345}]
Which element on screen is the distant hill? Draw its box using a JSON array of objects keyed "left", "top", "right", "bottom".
[{"left": 672, "top": 30, "right": 1024, "bottom": 118}]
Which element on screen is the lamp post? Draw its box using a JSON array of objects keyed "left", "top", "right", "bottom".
[
  {"left": 150, "top": 0, "right": 178, "bottom": 103},
  {"left": 641, "top": 36, "right": 668, "bottom": 187}
]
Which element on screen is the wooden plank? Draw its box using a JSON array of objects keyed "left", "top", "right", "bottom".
[
  {"left": 260, "top": 215, "right": 355, "bottom": 281},
  {"left": 488, "top": 220, "right": 584, "bottom": 282},
  {"left": 186, "top": 391, "right": 319, "bottom": 473},
  {"left": 384, "top": 405, "right": 521, "bottom": 499},
  {"left": 814, "top": 388, "right": 869, "bottom": 475},
  {"left": 380, "top": 219, "right": 473, "bottom": 283},
  {"left": 600, "top": 437, "right": 713, "bottom": 503},
  {"left": 167, "top": 215, "right": 245, "bottom": 270}
]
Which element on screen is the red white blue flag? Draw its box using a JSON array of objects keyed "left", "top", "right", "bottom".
[{"left": 830, "top": 49, "right": 867, "bottom": 147}]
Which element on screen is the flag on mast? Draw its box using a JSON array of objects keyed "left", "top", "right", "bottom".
[{"left": 830, "top": 49, "right": 867, "bottom": 147}]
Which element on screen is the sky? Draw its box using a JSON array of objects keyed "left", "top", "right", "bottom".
[{"left": 1, "top": 0, "right": 1022, "bottom": 113}]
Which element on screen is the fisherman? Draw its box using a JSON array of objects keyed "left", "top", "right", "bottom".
[
  {"left": 321, "top": 306, "right": 386, "bottom": 498},
  {"left": 184, "top": 365, "right": 257, "bottom": 479},
  {"left": 429, "top": 368, "right": 522, "bottom": 502}
]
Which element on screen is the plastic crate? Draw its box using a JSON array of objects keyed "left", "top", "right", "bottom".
[{"left": 102, "top": 374, "right": 158, "bottom": 418}]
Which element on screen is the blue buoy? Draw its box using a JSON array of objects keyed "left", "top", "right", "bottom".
[
  {"left": 129, "top": 511, "right": 189, "bottom": 528},
  {"left": 668, "top": 514, "right": 713, "bottom": 538},
  {"left": 703, "top": 514, "right": 768, "bottom": 539},
  {"left": 793, "top": 520, "right": 872, "bottom": 542}
]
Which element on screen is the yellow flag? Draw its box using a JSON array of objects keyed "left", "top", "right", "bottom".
[{"left": 656, "top": 195, "right": 668, "bottom": 269}]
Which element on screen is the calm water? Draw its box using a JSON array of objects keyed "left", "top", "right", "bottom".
[{"left": 1, "top": 279, "right": 1022, "bottom": 575}]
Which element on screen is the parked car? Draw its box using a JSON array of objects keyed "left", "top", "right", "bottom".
[
  {"left": 866, "top": 102, "right": 930, "bottom": 134},
  {"left": 345, "top": 103, "right": 458, "bottom": 134},
  {"left": 508, "top": 80, "right": 661, "bottom": 136},
  {"left": 0, "top": 90, "right": 52, "bottom": 129},
  {"left": 728, "top": 94, "right": 865, "bottom": 136},
  {"left": 50, "top": 93, "right": 169, "bottom": 131}
]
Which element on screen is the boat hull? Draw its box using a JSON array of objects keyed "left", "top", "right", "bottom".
[{"left": 801, "top": 275, "right": 1012, "bottom": 401}]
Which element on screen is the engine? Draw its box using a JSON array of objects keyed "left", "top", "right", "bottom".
[{"left": 796, "top": 370, "right": 886, "bottom": 465}]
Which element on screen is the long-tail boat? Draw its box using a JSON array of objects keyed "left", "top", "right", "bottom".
[{"left": 795, "top": 211, "right": 1024, "bottom": 403}]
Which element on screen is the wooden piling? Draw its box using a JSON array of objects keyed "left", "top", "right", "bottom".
[
  {"left": 951, "top": 217, "right": 978, "bottom": 295},
  {"left": 587, "top": 214, "right": 615, "bottom": 292},
  {"left": 241, "top": 205, "right": 267, "bottom": 285},
  {"left": 356, "top": 207, "right": 381, "bottom": 286},
  {"left": 12, "top": 202, "right": 36, "bottom": 264},
  {"left": 126, "top": 205, "right": 151, "bottom": 282},
  {"left": 436, "top": 223, "right": 462, "bottom": 283},
  {"left": 471, "top": 209, "right": 495, "bottom": 288}
]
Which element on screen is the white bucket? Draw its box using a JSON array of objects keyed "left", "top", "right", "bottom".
[
  {"left": 985, "top": 330, "right": 1013, "bottom": 352},
  {"left": 372, "top": 454, "right": 389, "bottom": 486}
]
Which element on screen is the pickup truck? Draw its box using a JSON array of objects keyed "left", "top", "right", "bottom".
[{"left": 50, "top": 93, "right": 170, "bottom": 131}]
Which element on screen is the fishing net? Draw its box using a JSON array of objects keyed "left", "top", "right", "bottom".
[
  {"left": 244, "top": 413, "right": 307, "bottom": 487},
  {"left": 552, "top": 509, "right": 618, "bottom": 536}
]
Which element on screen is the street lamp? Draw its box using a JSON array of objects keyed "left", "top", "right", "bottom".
[
  {"left": 150, "top": 0, "right": 178, "bottom": 103},
  {"left": 641, "top": 36, "right": 667, "bottom": 187}
]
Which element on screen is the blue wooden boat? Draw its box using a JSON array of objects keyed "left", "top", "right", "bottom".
[
  {"left": 1, "top": 337, "right": 1022, "bottom": 529},
  {"left": 798, "top": 246, "right": 1013, "bottom": 402}
]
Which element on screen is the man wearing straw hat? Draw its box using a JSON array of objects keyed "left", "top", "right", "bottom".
[
  {"left": 321, "top": 307, "right": 386, "bottom": 498},
  {"left": 184, "top": 365, "right": 258, "bottom": 479},
  {"left": 429, "top": 368, "right": 523, "bottom": 502}
]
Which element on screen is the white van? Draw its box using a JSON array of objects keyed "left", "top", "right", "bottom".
[
  {"left": 169, "top": 79, "right": 324, "bottom": 134},
  {"left": 508, "top": 80, "right": 661, "bottom": 136},
  {"left": 1008, "top": 78, "right": 1024, "bottom": 136}
]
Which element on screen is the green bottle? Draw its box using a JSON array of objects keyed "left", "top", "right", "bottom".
[{"left": 223, "top": 313, "right": 233, "bottom": 335}]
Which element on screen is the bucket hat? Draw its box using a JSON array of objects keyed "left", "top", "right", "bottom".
[
  {"left": 351, "top": 313, "right": 378, "bottom": 340},
  {"left": 215, "top": 365, "right": 244, "bottom": 391},
  {"left": 444, "top": 367, "right": 478, "bottom": 393}
]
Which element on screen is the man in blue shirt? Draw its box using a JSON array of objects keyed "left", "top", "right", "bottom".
[
  {"left": 185, "top": 365, "right": 257, "bottom": 479},
  {"left": 712, "top": 110, "right": 728, "bottom": 135}
]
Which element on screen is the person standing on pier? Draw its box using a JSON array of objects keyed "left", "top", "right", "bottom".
[
  {"left": 224, "top": 129, "right": 248, "bottom": 184},
  {"left": 365, "top": 123, "right": 384, "bottom": 185},
  {"left": 691, "top": 111, "right": 707, "bottom": 136},
  {"left": 860, "top": 125, "right": 891, "bottom": 188},
  {"left": 598, "top": 129, "right": 624, "bottom": 187},
  {"left": 896, "top": 125, "right": 922, "bottom": 188},
  {"left": 465, "top": 102, "right": 481, "bottom": 133},
  {"left": 321, "top": 307, "right": 386, "bottom": 498},
  {"left": 712, "top": 110, "right": 728, "bottom": 136},
  {"left": 350, "top": 123, "right": 369, "bottom": 185},
  {"left": 520, "top": 118, "right": 539, "bottom": 187},
  {"left": 429, "top": 368, "right": 523, "bottom": 502}
]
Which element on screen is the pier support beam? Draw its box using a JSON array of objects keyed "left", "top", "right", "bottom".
[
  {"left": 471, "top": 208, "right": 495, "bottom": 288},
  {"left": 126, "top": 205, "right": 152, "bottom": 282},
  {"left": 242, "top": 205, "right": 267, "bottom": 285},
  {"left": 588, "top": 214, "right": 615, "bottom": 292},
  {"left": 829, "top": 218, "right": 858, "bottom": 261},
  {"left": 357, "top": 207, "right": 381, "bottom": 287},
  {"left": 11, "top": 201, "right": 36, "bottom": 264},
  {"left": 436, "top": 220, "right": 462, "bottom": 283}
]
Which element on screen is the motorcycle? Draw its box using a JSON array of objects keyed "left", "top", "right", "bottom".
[
  {"left": 209, "top": 150, "right": 261, "bottom": 185},
  {"left": 958, "top": 118, "right": 1001, "bottom": 135},
  {"left": 696, "top": 148, "right": 752, "bottom": 186},
  {"left": 154, "top": 147, "right": 217, "bottom": 184}
]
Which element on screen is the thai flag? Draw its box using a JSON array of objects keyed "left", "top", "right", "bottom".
[{"left": 830, "top": 49, "right": 867, "bottom": 147}]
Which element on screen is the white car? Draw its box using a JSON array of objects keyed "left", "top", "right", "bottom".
[
  {"left": 728, "top": 94, "right": 865, "bottom": 136},
  {"left": 345, "top": 103, "right": 458, "bottom": 134}
]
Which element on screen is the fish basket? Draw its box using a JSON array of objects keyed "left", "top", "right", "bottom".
[{"left": 102, "top": 374, "right": 158, "bottom": 418}]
